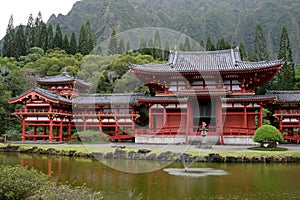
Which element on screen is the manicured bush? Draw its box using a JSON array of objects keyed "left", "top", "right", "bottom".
[
  {"left": 71, "top": 130, "right": 109, "bottom": 143},
  {"left": 253, "top": 125, "right": 284, "bottom": 147}
]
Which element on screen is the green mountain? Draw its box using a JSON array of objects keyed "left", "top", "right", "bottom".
[{"left": 48, "top": 0, "right": 300, "bottom": 61}]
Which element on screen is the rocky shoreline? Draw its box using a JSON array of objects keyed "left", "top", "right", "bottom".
[{"left": 1, "top": 144, "right": 300, "bottom": 163}]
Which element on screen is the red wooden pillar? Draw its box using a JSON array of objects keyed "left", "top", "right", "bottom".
[
  {"left": 149, "top": 106, "right": 152, "bottom": 129},
  {"left": 279, "top": 106, "right": 283, "bottom": 132},
  {"left": 99, "top": 118, "right": 103, "bottom": 133},
  {"left": 33, "top": 126, "right": 37, "bottom": 142},
  {"left": 131, "top": 106, "right": 135, "bottom": 135},
  {"left": 83, "top": 117, "right": 87, "bottom": 132},
  {"left": 49, "top": 103, "right": 53, "bottom": 112},
  {"left": 243, "top": 103, "right": 248, "bottom": 128},
  {"left": 59, "top": 118, "right": 63, "bottom": 142},
  {"left": 186, "top": 99, "right": 193, "bottom": 144},
  {"left": 43, "top": 126, "right": 47, "bottom": 141},
  {"left": 258, "top": 103, "right": 263, "bottom": 127},
  {"left": 22, "top": 117, "right": 26, "bottom": 142},
  {"left": 186, "top": 100, "right": 191, "bottom": 134},
  {"left": 99, "top": 107, "right": 103, "bottom": 133},
  {"left": 115, "top": 119, "right": 119, "bottom": 142},
  {"left": 279, "top": 116, "right": 283, "bottom": 133},
  {"left": 163, "top": 104, "right": 167, "bottom": 128},
  {"left": 67, "top": 119, "right": 72, "bottom": 141},
  {"left": 115, "top": 106, "right": 120, "bottom": 142},
  {"left": 49, "top": 117, "right": 53, "bottom": 142},
  {"left": 216, "top": 98, "right": 224, "bottom": 145}
]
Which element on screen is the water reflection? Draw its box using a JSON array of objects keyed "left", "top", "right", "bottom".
[{"left": 1, "top": 152, "right": 300, "bottom": 200}]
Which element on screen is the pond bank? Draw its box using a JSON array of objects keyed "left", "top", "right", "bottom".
[{"left": 1, "top": 143, "right": 300, "bottom": 163}]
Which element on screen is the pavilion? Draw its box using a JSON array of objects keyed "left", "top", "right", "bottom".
[{"left": 10, "top": 47, "right": 300, "bottom": 144}]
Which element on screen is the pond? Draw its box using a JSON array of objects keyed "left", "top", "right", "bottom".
[{"left": 0, "top": 152, "right": 300, "bottom": 200}]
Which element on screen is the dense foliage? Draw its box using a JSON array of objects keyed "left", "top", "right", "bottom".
[
  {"left": 0, "top": 165, "right": 48, "bottom": 200},
  {"left": 2, "top": 13, "right": 96, "bottom": 60},
  {"left": 0, "top": 165, "right": 103, "bottom": 200},
  {"left": 47, "top": 0, "right": 300, "bottom": 62},
  {"left": 253, "top": 125, "right": 284, "bottom": 147}
]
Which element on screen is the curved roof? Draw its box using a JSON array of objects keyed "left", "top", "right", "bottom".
[
  {"left": 9, "top": 87, "right": 72, "bottom": 104},
  {"left": 129, "top": 48, "right": 284, "bottom": 73},
  {"left": 222, "top": 95, "right": 276, "bottom": 103},
  {"left": 72, "top": 93, "right": 145, "bottom": 105},
  {"left": 36, "top": 70, "right": 92, "bottom": 89},
  {"left": 266, "top": 90, "right": 300, "bottom": 103}
]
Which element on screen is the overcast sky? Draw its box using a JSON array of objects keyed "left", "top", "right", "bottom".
[{"left": 0, "top": 0, "right": 79, "bottom": 38}]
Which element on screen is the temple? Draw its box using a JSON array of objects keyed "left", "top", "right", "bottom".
[{"left": 9, "top": 47, "right": 300, "bottom": 144}]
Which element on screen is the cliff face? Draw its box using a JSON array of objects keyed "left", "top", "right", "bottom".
[{"left": 46, "top": 0, "right": 300, "bottom": 62}]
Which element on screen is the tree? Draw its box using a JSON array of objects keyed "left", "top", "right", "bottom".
[
  {"left": 53, "top": 24, "right": 63, "bottom": 49},
  {"left": 25, "top": 14, "right": 35, "bottom": 53},
  {"left": 33, "top": 11, "right": 43, "bottom": 47},
  {"left": 46, "top": 23, "right": 54, "bottom": 50},
  {"left": 85, "top": 21, "right": 95, "bottom": 53},
  {"left": 78, "top": 24, "right": 88, "bottom": 55},
  {"left": 254, "top": 24, "right": 269, "bottom": 61},
  {"left": 139, "top": 37, "right": 147, "bottom": 54},
  {"left": 183, "top": 36, "right": 191, "bottom": 51},
  {"left": 253, "top": 125, "right": 283, "bottom": 148},
  {"left": 14, "top": 25, "right": 26, "bottom": 59},
  {"left": 62, "top": 33, "right": 70, "bottom": 53},
  {"left": 154, "top": 30, "right": 163, "bottom": 60},
  {"left": 206, "top": 36, "right": 215, "bottom": 51},
  {"left": 118, "top": 37, "right": 125, "bottom": 54},
  {"left": 147, "top": 38, "right": 154, "bottom": 57},
  {"left": 69, "top": 32, "right": 77, "bottom": 55},
  {"left": 2, "top": 15, "right": 15, "bottom": 58},
  {"left": 107, "top": 29, "right": 118, "bottom": 55},
  {"left": 239, "top": 41, "right": 247, "bottom": 61},
  {"left": 253, "top": 25, "right": 270, "bottom": 94},
  {"left": 216, "top": 37, "right": 231, "bottom": 50},
  {"left": 39, "top": 21, "right": 48, "bottom": 52},
  {"left": 276, "top": 27, "right": 295, "bottom": 90}
]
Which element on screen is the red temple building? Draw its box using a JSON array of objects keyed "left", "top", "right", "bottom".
[{"left": 10, "top": 47, "right": 300, "bottom": 144}]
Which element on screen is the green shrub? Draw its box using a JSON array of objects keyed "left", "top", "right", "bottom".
[
  {"left": 0, "top": 165, "right": 104, "bottom": 200},
  {"left": 253, "top": 125, "right": 284, "bottom": 147},
  {"left": 0, "top": 165, "right": 48, "bottom": 200},
  {"left": 72, "top": 130, "right": 109, "bottom": 143}
]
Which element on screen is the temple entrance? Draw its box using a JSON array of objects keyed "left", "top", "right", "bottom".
[{"left": 192, "top": 98, "right": 216, "bottom": 132}]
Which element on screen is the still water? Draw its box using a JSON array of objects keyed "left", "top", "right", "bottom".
[{"left": 1, "top": 152, "right": 300, "bottom": 200}]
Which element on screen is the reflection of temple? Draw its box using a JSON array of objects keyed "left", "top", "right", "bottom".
[{"left": 9, "top": 48, "right": 300, "bottom": 144}]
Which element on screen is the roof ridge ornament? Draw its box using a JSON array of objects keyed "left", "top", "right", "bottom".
[{"left": 61, "top": 67, "right": 68, "bottom": 76}]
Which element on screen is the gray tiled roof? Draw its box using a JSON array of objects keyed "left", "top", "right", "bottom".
[
  {"left": 72, "top": 93, "right": 145, "bottom": 105},
  {"left": 222, "top": 95, "right": 276, "bottom": 102},
  {"left": 129, "top": 48, "right": 284, "bottom": 73},
  {"left": 36, "top": 71, "right": 91, "bottom": 87},
  {"left": 10, "top": 87, "right": 72, "bottom": 104},
  {"left": 266, "top": 90, "right": 300, "bottom": 103},
  {"left": 136, "top": 96, "right": 188, "bottom": 102}
]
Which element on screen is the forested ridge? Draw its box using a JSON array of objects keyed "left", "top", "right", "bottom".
[{"left": 47, "top": 0, "right": 300, "bottom": 62}]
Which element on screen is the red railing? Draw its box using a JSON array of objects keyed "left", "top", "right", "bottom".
[
  {"left": 222, "top": 126, "right": 256, "bottom": 136},
  {"left": 135, "top": 126, "right": 220, "bottom": 136}
]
